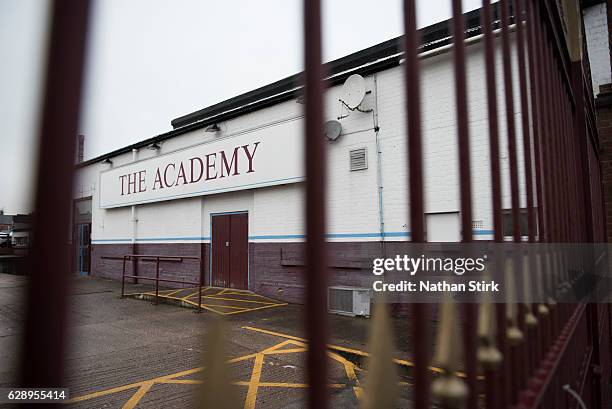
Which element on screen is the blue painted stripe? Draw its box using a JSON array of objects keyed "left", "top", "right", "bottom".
[
  {"left": 249, "top": 234, "right": 305, "bottom": 240},
  {"left": 92, "top": 236, "right": 211, "bottom": 243},
  {"left": 92, "top": 229, "right": 494, "bottom": 243},
  {"left": 473, "top": 229, "right": 494, "bottom": 235}
]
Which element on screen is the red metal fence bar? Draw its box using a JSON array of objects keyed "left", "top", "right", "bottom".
[
  {"left": 515, "top": 0, "right": 536, "bottom": 244},
  {"left": 481, "top": 2, "right": 507, "bottom": 407},
  {"left": 15, "top": 1, "right": 611, "bottom": 408},
  {"left": 514, "top": 0, "right": 539, "bottom": 385},
  {"left": 500, "top": 1, "right": 529, "bottom": 403},
  {"left": 451, "top": 2, "right": 478, "bottom": 408},
  {"left": 120, "top": 254, "right": 202, "bottom": 306},
  {"left": 403, "top": 1, "right": 429, "bottom": 408},
  {"left": 18, "top": 0, "right": 91, "bottom": 396},
  {"left": 303, "top": 0, "right": 328, "bottom": 407}
]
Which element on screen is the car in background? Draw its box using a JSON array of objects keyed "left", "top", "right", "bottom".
[{"left": 0, "top": 232, "right": 10, "bottom": 247}]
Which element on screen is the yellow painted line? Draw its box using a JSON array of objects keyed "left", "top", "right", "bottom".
[
  {"left": 223, "top": 303, "right": 287, "bottom": 315},
  {"left": 162, "top": 293, "right": 277, "bottom": 306},
  {"left": 180, "top": 291, "right": 202, "bottom": 300},
  {"left": 122, "top": 381, "right": 154, "bottom": 409},
  {"left": 329, "top": 350, "right": 358, "bottom": 382},
  {"left": 212, "top": 287, "right": 253, "bottom": 294},
  {"left": 221, "top": 291, "right": 280, "bottom": 302},
  {"left": 69, "top": 336, "right": 366, "bottom": 407},
  {"left": 244, "top": 353, "right": 264, "bottom": 409},
  {"left": 264, "top": 348, "right": 307, "bottom": 355},
  {"left": 241, "top": 326, "right": 473, "bottom": 378},
  {"left": 285, "top": 338, "right": 359, "bottom": 385},
  {"left": 199, "top": 295, "right": 279, "bottom": 305},
  {"left": 141, "top": 294, "right": 227, "bottom": 314},
  {"left": 69, "top": 350, "right": 264, "bottom": 404},
  {"left": 158, "top": 379, "right": 201, "bottom": 385},
  {"left": 68, "top": 381, "right": 145, "bottom": 403},
  {"left": 199, "top": 304, "right": 251, "bottom": 310}
]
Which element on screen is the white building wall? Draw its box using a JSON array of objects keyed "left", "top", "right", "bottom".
[
  {"left": 376, "top": 34, "right": 528, "bottom": 241},
  {"left": 76, "top": 32, "right": 531, "bottom": 245},
  {"left": 584, "top": 3, "right": 611, "bottom": 96}
]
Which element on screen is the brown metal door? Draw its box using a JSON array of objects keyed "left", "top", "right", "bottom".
[
  {"left": 229, "top": 213, "right": 248, "bottom": 289},
  {"left": 211, "top": 213, "right": 248, "bottom": 289},
  {"left": 211, "top": 215, "right": 230, "bottom": 287}
]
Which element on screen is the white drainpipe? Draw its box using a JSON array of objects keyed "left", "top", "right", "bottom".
[{"left": 131, "top": 149, "right": 138, "bottom": 245}]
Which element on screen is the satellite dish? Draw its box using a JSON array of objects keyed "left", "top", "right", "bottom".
[
  {"left": 341, "top": 74, "right": 366, "bottom": 109},
  {"left": 324, "top": 120, "right": 342, "bottom": 141}
]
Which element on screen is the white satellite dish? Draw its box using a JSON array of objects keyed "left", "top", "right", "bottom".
[
  {"left": 341, "top": 74, "right": 366, "bottom": 109},
  {"left": 324, "top": 120, "right": 342, "bottom": 141}
]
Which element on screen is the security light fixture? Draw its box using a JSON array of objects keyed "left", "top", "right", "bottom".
[
  {"left": 102, "top": 158, "right": 113, "bottom": 165},
  {"left": 204, "top": 123, "right": 221, "bottom": 132},
  {"left": 149, "top": 142, "right": 161, "bottom": 150}
]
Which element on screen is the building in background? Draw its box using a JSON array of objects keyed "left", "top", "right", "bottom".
[
  {"left": 584, "top": 0, "right": 612, "bottom": 241},
  {"left": 0, "top": 211, "right": 13, "bottom": 232},
  {"left": 10, "top": 214, "right": 33, "bottom": 249},
  {"left": 73, "top": 5, "right": 605, "bottom": 303}
]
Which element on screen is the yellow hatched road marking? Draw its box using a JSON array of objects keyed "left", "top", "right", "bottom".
[
  {"left": 223, "top": 303, "right": 287, "bottom": 315},
  {"left": 244, "top": 354, "right": 264, "bottom": 409},
  {"left": 122, "top": 381, "right": 154, "bottom": 409},
  {"left": 198, "top": 295, "right": 279, "bottom": 305},
  {"left": 241, "top": 325, "right": 477, "bottom": 378},
  {"left": 68, "top": 330, "right": 415, "bottom": 408}
]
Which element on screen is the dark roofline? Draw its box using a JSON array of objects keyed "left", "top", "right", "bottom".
[
  {"left": 77, "top": 5, "right": 493, "bottom": 169},
  {"left": 581, "top": 0, "right": 606, "bottom": 8}
]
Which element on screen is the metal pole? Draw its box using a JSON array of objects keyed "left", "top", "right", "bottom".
[
  {"left": 451, "top": 2, "right": 477, "bottom": 407},
  {"left": 482, "top": 1, "right": 507, "bottom": 406},
  {"left": 303, "top": 0, "right": 328, "bottom": 407},
  {"left": 155, "top": 256, "right": 160, "bottom": 305},
  {"left": 122, "top": 256, "right": 126, "bottom": 298},
  {"left": 515, "top": 0, "right": 535, "bottom": 243},
  {"left": 198, "top": 257, "right": 203, "bottom": 310},
  {"left": 403, "top": 1, "right": 429, "bottom": 408},
  {"left": 19, "top": 0, "right": 91, "bottom": 393}
]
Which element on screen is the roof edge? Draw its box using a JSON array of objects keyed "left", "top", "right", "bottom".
[{"left": 77, "top": 6, "right": 488, "bottom": 169}]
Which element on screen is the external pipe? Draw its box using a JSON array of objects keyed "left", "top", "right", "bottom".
[
  {"left": 372, "top": 74, "right": 386, "bottom": 257},
  {"left": 132, "top": 148, "right": 138, "bottom": 282}
]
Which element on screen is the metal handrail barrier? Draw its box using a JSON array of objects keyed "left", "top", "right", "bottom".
[{"left": 120, "top": 254, "right": 202, "bottom": 309}]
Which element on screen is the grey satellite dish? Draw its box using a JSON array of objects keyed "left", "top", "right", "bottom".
[
  {"left": 341, "top": 74, "right": 366, "bottom": 109},
  {"left": 324, "top": 120, "right": 342, "bottom": 141}
]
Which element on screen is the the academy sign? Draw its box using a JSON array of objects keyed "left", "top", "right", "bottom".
[{"left": 99, "top": 120, "right": 304, "bottom": 208}]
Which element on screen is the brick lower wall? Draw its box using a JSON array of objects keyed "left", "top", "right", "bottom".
[
  {"left": 91, "top": 243, "right": 209, "bottom": 287},
  {"left": 91, "top": 241, "right": 402, "bottom": 304}
]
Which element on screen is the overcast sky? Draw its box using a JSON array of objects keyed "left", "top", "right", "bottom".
[{"left": 0, "top": 0, "right": 484, "bottom": 214}]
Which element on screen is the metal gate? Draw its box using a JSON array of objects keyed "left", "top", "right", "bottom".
[{"left": 18, "top": 0, "right": 611, "bottom": 408}]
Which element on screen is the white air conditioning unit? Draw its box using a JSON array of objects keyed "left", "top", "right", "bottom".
[{"left": 328, "top": 286, "right": 371, "bottom": 317}]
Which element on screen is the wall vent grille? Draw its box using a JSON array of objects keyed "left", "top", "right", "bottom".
[
  {"left": 349, "top": 147, "right": 368, "bottom": 171},
  {"left": 472, "top": 220, "right": 484, "bottom": 230}
]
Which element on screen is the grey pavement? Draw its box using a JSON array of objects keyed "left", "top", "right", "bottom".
[{"left": 0, "top": 274, "right": 415, "bottom": 408}]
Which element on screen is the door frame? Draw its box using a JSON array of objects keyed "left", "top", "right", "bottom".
[
  {"left": 209, "top": 211, "right": 249, "bottom": 289},
  {"left": 74, "top": 222, "right": 92, "bottom": 275},
  {"left": 73, "top": 197, "right": 93, "bottom": 275}
]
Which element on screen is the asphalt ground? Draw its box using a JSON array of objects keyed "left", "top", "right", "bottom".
[{"left": 0, "top": 273, "right": 420, "bottom": 408}]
